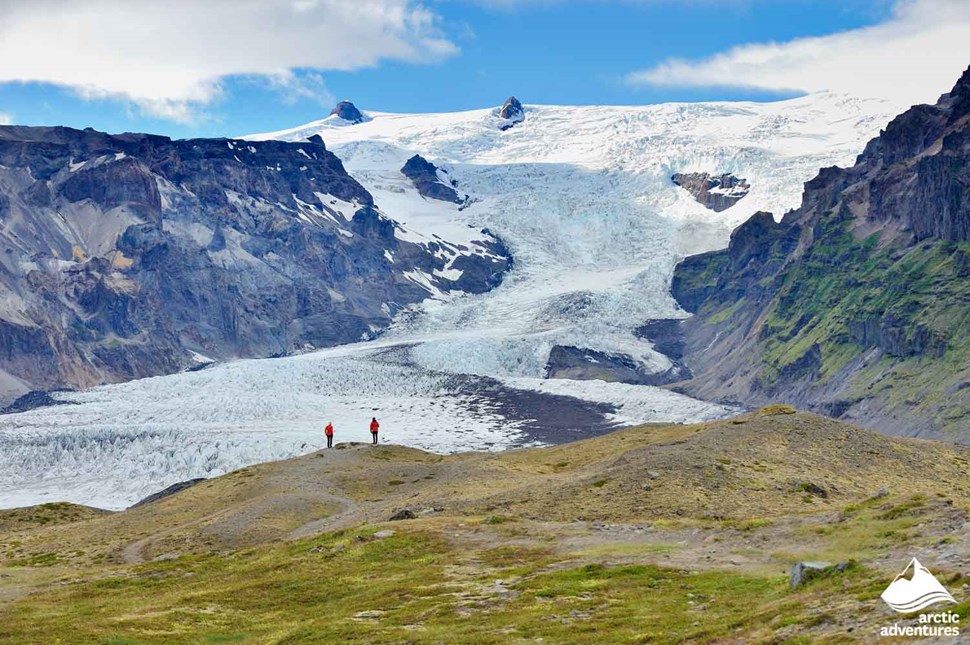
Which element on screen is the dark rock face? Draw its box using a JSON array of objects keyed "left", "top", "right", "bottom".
[
  {"left": 670, "top": 66, "right": 970, "bottom": 440},
  {"left": 400, "top": 154, "right": 464, "bottom": 204},
  {"left": 634, "top": 319, "right": 692, "bottom": 382},
  {"left": 1, "top": 390, "right": 75, "bottom": 414},
  {"left": 545, "top": 344, "right": 688, "bottom": 386},
  {"left": 672, "top": 211, "right": 801, "bottom": 314},
  {"left": 329, "top": 101, "right": 364, "bottom": 124},
  {"left": 498, "top": 96, "right": 525, "bottom": 131},
  {"left": 0, "top": 125, "right": 511, "bottom": 399},
  {"left": 671, "top": 172, "right": 750, "bottom": 212},
  {"left": 130, "top": 478, "right": 206, "bottom": 508}
]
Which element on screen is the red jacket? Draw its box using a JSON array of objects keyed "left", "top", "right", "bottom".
[
  {"left": 325, "top": 423, "right": 334, "bottom": 437},
  {"left": 370, "top": 419, "right": 380, "bottom": 433}
]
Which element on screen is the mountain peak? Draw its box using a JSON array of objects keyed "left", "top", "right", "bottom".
[
  {"left": 498, "top": 96, "right": 525, "bottom": 130},
  {"left": 949, "top": 64, "right": 970, "bottom": 99},
  {"left": 500, "top": 96, "right": 523, "bottom": 119},
  {"left": 330, "top": 100, "right": 364, "bottom": 124}
]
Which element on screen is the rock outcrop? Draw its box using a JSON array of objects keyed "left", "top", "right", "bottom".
[
  {"left": 400, "top": 155, "right": 464, "bottom": 204},
  {"left": 329, "top": 101, "right": 365, "bottom": 124},
  {"left": 498, "top": 97, "right": 525, "bottom": 131},
  {"left": 671, "top": 172, "right": 750, "bottom": 212},
  {"left": 670, "top": 66, "right": 970, "bottom": 440},
  {"left": 545, "top": 345, "right": 686, "bottom": 386},
  {"left": 0, "top": 125, "right": 511, "bottom": 400}
]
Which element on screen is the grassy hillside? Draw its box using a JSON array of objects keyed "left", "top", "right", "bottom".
[{"left": 2, "top": 410, "right": 970, "bottom": 642}]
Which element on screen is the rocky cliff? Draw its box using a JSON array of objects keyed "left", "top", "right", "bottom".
[
  {"left": 671, "top": 172, "right": 750, "bottom": 212},
  {"left": 400, "top": 155, "right": 465, "bottom": 204},
  {"left": 671, "top": 68, "right": 970, "bottom": 440},
  {"left": 0, "top": 125, "right": 511, "bottom": 401}
]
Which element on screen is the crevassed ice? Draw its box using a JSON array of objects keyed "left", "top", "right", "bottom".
[{"left": 0, "top": 94, "right": 900, "bottom": 510}]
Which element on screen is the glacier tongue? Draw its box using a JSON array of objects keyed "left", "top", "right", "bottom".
[
  {"left": 0, "top": 93, "right": 900, "bottom": 510},
  {"left": 280, "top": 93, "right": 901, "bottom": 380}
]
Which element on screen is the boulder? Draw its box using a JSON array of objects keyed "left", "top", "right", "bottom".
[{"left": 789, "top": 561, "right": 851, "bottom": 588}]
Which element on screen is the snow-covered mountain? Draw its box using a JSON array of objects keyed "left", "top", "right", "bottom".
[
  {"left": 0, "top": 93, "right": 902, "bottom": 509},
  {"left": 249, "top": 94, "right": 901, "bottom": 381}
]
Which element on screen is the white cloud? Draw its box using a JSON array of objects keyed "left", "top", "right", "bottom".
[
  {"left": 0, "top": 0, "right": 456, "bottom": 123},
  {"left": 628, "top": 0, "right": 970, "bottom": 108},
  {"left": 0, "top": 113, "right": 10, "bottom": 126}
]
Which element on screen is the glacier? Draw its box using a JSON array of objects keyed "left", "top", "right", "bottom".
[{"left": 0, "top": 93, "right": 901, "bottom": 510}]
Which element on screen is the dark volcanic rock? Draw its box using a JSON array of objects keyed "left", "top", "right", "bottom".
[
  {"left": 672, "top": 211, "right": 801, "bottom": 314},
  {"left": 545, "top": 345, "right": 688, "bottom": 386},
  {"left": 400, "top": 154, "right": 463, "bottom": 204},
  {"left": 329, "top": 100, "right": 364, "bottom": 124},
  {"left": 671, "top": 172, "right": 750, "bottom": 212},
  {"left": 0, "top": 125, "right": 512, "bottom": 397},
  {"left": 130, "top": 478, "right": 206, "bottom": 508},
  {"left": 1, "top": 390, "right": 75, "bottom": 414},
  {"left": 670, "top": 66, "right": 970, "bottom": 440},
  {"left": 633, "top": 319, "right": 692, "bottom": 383},
  {"left": 498, "top": 96, "right": 525, "bottom": 130}
]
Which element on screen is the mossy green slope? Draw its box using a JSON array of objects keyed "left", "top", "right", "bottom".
[{"left": 671, "top": 68, "right": 970, "bottom": 439}]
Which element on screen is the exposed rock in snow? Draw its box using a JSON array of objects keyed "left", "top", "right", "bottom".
[
  {"left": 545, "top": 345, "right": 689, "bottom": 386},
  {"left": 498, "top": 96, "right": 525, "bottom": 130},
  {"left": 330, "top": 100, "right": 365, "bottom": 124},
  {"left": 671, "top": 172, "right": 750, "bottom": 212},
  {"left": 400, "top": 154, "right": 464, "bottom": 204}
]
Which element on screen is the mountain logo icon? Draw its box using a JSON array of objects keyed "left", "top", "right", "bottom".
[{"left": 881, "top": 557, "right": 957, "bottom": 613}]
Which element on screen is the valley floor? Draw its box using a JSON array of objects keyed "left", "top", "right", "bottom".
[{"left": 1, "top": 409, "right": 968, "bottom": 642}]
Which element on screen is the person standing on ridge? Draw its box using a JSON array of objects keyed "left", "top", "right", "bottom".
[
  {"left": 325, "top": 422, "right": 334, "bottom": 449},
  {"left": 370, "top": 417, "right": 380, "bottom": 445}
]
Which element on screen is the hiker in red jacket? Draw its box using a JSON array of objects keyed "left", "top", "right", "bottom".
[
  {"left": 325, "top": 422, "right": 334, "bottom": 449},
  {"left": 370, "top": 417, "right": 380, "bottom": 445}
]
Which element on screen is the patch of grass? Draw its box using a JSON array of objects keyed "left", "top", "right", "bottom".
[
  {"left": 480, "top": 545, "right": 556, "bottom": 570},
  {"left": 482, "top": 514, "right": 516, "bottom": 525},
  {"left": 759, "top": 404, "right": 797, "bottom": 416},
  {"left": 722, "top": 518, "right": 772, "bottom": 532},
  {"left": 0, "top": 523, "right": 878, "bottom": 644},
  {"left": 878, "top": 495, "right": 927, "bottom": 520},
  {"left": 9, "top": 551, "right": 65, "bottom": 567},
  {"left": 591, "top": 479, "right": 610, "bottom": 488},
  {"left": 790, "top": 497, "right": 937, "bottom": 562}
]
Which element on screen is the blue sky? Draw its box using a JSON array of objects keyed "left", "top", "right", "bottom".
[{"left": 0, "top": 0, "right": 966, "bottom": 139}]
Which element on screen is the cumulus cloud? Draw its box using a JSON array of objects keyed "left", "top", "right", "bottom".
[
  {"left": 628, "top": 0, "right": 970, "bottom": 108},
  {"left": 0, "top": 0, "right": 456, "bottom": 123}
]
